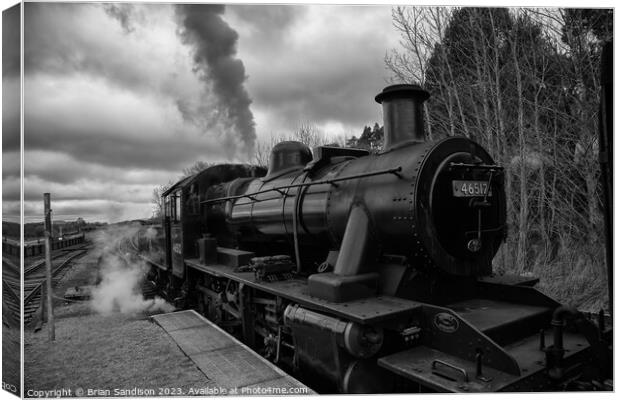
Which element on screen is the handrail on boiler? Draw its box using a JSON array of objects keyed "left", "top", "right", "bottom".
[{"left": 200, "top": 166, "right": 402, "bottom": 205}]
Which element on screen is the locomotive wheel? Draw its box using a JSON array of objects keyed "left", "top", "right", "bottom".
[{"left": 341, "top": 360, "right": 394, "bottom": 394}]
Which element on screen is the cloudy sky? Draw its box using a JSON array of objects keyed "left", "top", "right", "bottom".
[{"left": 3, "top": 2, "right": 403, "bottom": 223}]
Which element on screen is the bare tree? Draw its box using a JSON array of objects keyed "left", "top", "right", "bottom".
[
  {"left": 386, "top": 6, "right": 608, "bottom": 292},
  {"left": 151, "top": 183, "right": 170, "bottom": 219},
  {"left": 254, "top": 122, "right": 338, "bottom": 167}
]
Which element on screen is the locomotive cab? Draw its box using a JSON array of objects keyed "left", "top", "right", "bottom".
[
  {"left": 160, "top": 165, "right": 267, "bottom": 298},
  {"left": 161, "top": 177, "right": 192, "bottom": 298}
]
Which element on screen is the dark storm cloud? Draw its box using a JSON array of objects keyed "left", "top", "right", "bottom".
[
  {"left": 23, "top": 75, "right": 227, "bottom": 171},
  {"left": 23, "top": 120, "right": 220, "bottom": 171},
  {"left": 230, "top": 5, "right": 396, "bottom": 135},
  {"left": 2, "top": 201, "right": 21, "bottom": 221},
  {"left": 24, "top": 3, "right": 89, "bottom": 74},
  {"left": 2, "top": 78, "right": 20, "bottom": 152},
  {"left": 22, "top": 151, "right": 175, "bottom": 186},
  {"left": 2, "top": 151, "right": 19, "bottom": 180},
  {"left": 2, "top": 4, "right": 20, "bottom": 78},
  {"left": 16, "top": 3, "right": 400, "bottom": 222},
  {"left": 3, "top": 190, "right": 18, "bottom": 202},
  {"left": 22, "top": 2, "right": 229, "bottom": 174},
  {"left": 229, "top": 5, "right": 302, "bottom": 40},
  {"left": 252, "top": 61, "right": 385, "bottom": 126},
  {"left": 103, "top": 3, "right": 136, "bottom": 33},
  {"left": 2, "top": 4, "right": 21, "bottom": 153},
  {"left": 2, "top": 152, "right": 20, "bottom": 207},
  {"left": 176, "top": 4, "right": 256, "bottom": 157},
  {"left": 23, "top": 3, "right": 189, "bottom": 100},
  {"left": 20, "top": 3, "right": 247, "bottom": 222},
  {"left": 23, "top": 3, "right": 147, "bottom": 94},
  {"left": 18, "top": 149, "right": 178, "bottom": 222}
]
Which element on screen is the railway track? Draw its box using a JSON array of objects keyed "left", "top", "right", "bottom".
[
  {"left": 24, "top": 244, "right": 90, "bottom": 275},
  {"left": 2, "top": 279, "right": 21, "bottom": 328},
  {"left": 3, "top": 246, "right": 90, "bottom": 326},
  {"left": 2, "top": 245, "right": 90, "bottom": 289},
  {"left": 2, "top": 257, "right": 22, "bottom": 328},
  {"left": 2, "top": 256, "right": 20, "bottom": 277},
  {"left": 23, "top": 248, "right": 88, "bottom": 326}
]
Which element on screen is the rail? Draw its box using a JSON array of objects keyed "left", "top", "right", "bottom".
[
  {"left": 2, "top": 280, "right": 20, "bottom": 308},
  {"left": 23, "top": 250, "right": 87, "bottom": 307},
  {"left": 2, "top": 279, "right": 20, "bottom": 327},
  {"left": 2, "top": 257, "right": 20, "bottom": 278}
]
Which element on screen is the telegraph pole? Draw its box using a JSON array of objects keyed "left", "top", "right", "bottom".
[{"left": 44, "top": 193, "right": 55, "bottom": 341}]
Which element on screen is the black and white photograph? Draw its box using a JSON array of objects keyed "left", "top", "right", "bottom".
[{"left": 1, "top": 0, "right": 615, "bottom": 397}]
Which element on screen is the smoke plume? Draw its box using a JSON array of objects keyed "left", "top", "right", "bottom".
[
  {"left": 175, "top": 4, "right": 256, "bottom": 159},
  {"left": 103, "top": 4, "right": 135, "bottom": 34},
  {"left": 89, "top": 224, "right": 173, "bottom": 315}
]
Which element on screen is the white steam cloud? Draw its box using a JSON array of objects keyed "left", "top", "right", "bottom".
[
  {"left": 89, "top": 224, "right": 174, "bottom": 315},
  {"left": 144, "top": 226, "right": 158, "bottom": 240}
]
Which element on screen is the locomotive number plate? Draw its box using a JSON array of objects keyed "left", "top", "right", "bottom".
[{"left": 452, "top": 180, "right": 492, "bottom": 197}]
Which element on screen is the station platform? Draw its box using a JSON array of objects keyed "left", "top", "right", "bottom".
[{"left": 152, "top": 310, "right": 315, "bottom": 394}]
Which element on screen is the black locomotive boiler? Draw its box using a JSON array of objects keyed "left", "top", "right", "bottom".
[{"left": 147, "top": 84, "right": 610, "bottom": 393}]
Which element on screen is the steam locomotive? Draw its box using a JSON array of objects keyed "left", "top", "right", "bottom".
[{"left": 145, "top": 84, "right": 611, "bottom": 392}]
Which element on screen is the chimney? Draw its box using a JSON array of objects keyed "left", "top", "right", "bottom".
[{"left": 375, "top": 84, "right": 430, "bottom": 151}]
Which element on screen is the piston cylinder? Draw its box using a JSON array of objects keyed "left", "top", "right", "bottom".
[{"left": 283, "top": 304, "right": 383, "bottom": 358}]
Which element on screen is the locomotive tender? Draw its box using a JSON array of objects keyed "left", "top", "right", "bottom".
[{"left": 150, "top": 84, "right": 610, "bottom": 392}]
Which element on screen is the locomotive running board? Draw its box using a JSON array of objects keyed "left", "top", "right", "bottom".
[
  {"left": 378, "top": 328, "right": 592, "bottom": 392},
  {"left": 186, "top": 258, "right": 422, "bottom": 325},
  {"left": 378, "top": 292, "right": 591, "bottom": 392}
]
